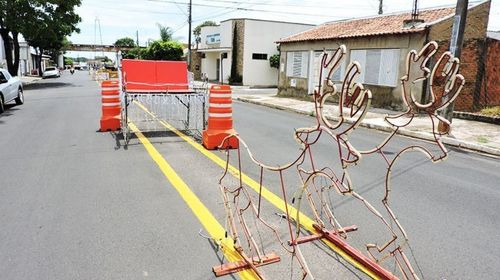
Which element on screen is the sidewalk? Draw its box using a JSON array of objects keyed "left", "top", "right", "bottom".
[
  {"left": 234, "top": 93, "right": 500, "bottom": 157},
  {"left": 20, "top": 75, "right": 42, "bottom": 86}
]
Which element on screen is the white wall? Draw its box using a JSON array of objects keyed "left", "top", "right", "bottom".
[
  {"left": 221, "top": 54, "right": 231, "bottom": 83},
  {"left": 199, "top": 25, "right": 220, "bottom": 49},
  {"left": 219, "top": 21, "right": 233, "bottom": 49},
  {"left": 201, "top": 52, "right": 218, "bottom": 80},
  {"left": 242, "top": 20, "right": 313, "bottom": 86}
]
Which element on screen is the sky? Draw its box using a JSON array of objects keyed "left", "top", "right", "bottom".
[{"left": 67, "top": 0, "right": 500, "bottom": 59}]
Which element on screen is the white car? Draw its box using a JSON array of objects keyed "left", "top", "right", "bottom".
[
  {"left": 0, "top": 69, "right": 23, "bottom": 114},
  {"left": 42, "top": 67, "right": 60, "bottom": 78}
]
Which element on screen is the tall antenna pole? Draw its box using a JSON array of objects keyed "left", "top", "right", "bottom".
[
  {"left": 94, "top": 18, "right": 97, "bottom": 59},
  {"left": 96, "top": 18, "right": 104, "bottom": 57},
  {"left": 136, "top": 30, "right": 139, "bottom": 46},
  {"left": 378, "top": 0, "right": 383, "bottom": 15},
  {"left": 188, "top": 0, "right": 192, "bottom": 71}
]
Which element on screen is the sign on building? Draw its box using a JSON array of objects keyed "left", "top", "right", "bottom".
[{"left": 206, "top": 33, "right": 221, "bottom": 45}]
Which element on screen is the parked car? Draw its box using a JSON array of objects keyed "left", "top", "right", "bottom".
[
  {"left": 0, "top": 69, "right": 23, "bottom": 114},
  {"left": 42, "top": 67, "right": 60, "bottom": 79}
]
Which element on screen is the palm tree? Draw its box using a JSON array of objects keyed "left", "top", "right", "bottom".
[{"left": 156, "top": 23, "right": 173, "bottom": 42}]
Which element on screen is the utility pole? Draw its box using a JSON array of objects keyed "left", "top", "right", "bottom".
[
  {"left": 187, "top": 0, "right": 192, "bottom": 71},
  {"left": 440, "top": 0, "right": 468, "bottom": 123},
  {"left": 136, "top": 30, "right": 139, "bottom": 47},
  {"left": 378, "top": 0, "right": 383, "bottom": 15}
]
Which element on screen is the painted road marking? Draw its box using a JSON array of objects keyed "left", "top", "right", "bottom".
[
  {"left": 134, "top": 101, "right": 379, "bottom": 279},
  {"left": 129, "top": 121, "right": 259, "bottom": 280}
]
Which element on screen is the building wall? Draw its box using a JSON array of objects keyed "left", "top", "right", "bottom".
[
  {"left": 428, "top": 0, "right": 491, "bottom": 111},
  {"left": 198, "top": 26, "right": 221, "bottom": 50},
  {"left": 279, "top": 1, "right": 491, "bottom": 111},
  {"left": 279, "top": 33, "right": 426, "bottom": 109},
  {"left": 482, "top": 38, "right": 500, "bottom": 106},
  {"left": 201, "top": 52, "right": 219, "bottom": 80},
  {"left": 242, "top": 20, "right": 313, "bottom": 86},
  {"left": 198, "top": 22, "right": 232, "bottom": 83}
]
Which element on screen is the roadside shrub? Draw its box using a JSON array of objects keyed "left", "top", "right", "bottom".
[{"left": 142, "top": 40, "right": 184, "bottom": 61}]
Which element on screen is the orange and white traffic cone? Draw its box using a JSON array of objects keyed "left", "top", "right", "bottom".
[
  {"left": 99, "top": 80, "right": 121, "bottom": 132},
  {"left": 202, "top": 85, "right": 239, "bottom": 149}
]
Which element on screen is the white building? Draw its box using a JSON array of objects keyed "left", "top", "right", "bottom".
[
  {"left": 196, "top": 18, "right": 314, "bottom": 87},
  {"left": 0, "top": 35, "right": 49, "bottom": 76}
]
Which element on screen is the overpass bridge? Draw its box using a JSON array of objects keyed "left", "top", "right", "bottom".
[{"left": 68, "top": 44, "right": 146, "bottom": 52}]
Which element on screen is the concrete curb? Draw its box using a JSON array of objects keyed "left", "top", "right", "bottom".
[
  {"left": 454, "top": 111, "right": 500, "bottom": 125},
  {"left": 235, "top": 97, "right": 500, "bottom": 157}
]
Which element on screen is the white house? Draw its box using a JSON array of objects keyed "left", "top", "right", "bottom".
[{"left": 196, "top": 18, "right": 314, "bottom": 87}]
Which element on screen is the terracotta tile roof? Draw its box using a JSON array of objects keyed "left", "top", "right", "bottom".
[{"left": 278, "top": 7, "right": 455, "bottom": 43}]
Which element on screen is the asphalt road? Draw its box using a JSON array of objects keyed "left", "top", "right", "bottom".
[{"left": 0, "top": 71, "right": 499, "bottom": 280}]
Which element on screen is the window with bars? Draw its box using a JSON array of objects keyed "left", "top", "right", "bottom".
[
  {"left": 350, "top": 49, "right": 400, "bottom": 87},
  {"left": 286, "top": 51, "right": 309, "bottom": 78},
  {"left": 252, "top": 53, "right": 268, "bottom": 60},
  {"left": 312, "top": 51, "right": 346, "bottom": 88}
]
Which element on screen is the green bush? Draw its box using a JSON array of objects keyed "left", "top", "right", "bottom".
[
  {"left": 122, "top": 47, "right": 144, "bottom": 59},
  {"left": 142, "top": 40, "right": 183, "bottom": 61},
  {"left": 269, "top": 53, "right": 280, "bottom": 69}
]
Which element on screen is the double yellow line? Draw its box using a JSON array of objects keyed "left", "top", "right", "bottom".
[
  {"left": 131, "top": 101, "right": 379, "bottom": 279},
  {"left": 129, "top": 122, "right": 259, "bottom": 279}
]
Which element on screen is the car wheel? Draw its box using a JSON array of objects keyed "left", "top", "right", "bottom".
[
  {"left": 15, "top": 88, "right": 24, "bottom": 105},
  {"left": 0, "top": 95, "right": 4, "bottom": 114}
]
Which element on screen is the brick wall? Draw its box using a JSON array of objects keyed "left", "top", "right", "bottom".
[
  {"left": 428, "top": 1, "right": 491, "bottom": 112},
  {"left": 482, "top": 39, "right": 500, "bottom": 106}
]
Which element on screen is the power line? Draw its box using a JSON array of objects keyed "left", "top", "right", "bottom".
[
  {"left": 148, "top": 0, "right": 345, "bottom": 18},
  {"left": 192, "top": 0, "right": 372, "bottom": 10}
]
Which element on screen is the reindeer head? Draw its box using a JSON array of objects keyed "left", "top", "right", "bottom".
[
  {"left": 400, "top": 41, "right": 438, "bottom": 113},
  {"left": 308, "top": 46, "right": 372, "bottom": 136}
]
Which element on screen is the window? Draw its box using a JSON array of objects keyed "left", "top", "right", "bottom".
[
  {"left": 312, "top": 51, "right": 346, "bottom": 87},
  {"left": 252, "top": 53, "right": 267, "bottom": 60},
  {"left": 350, "top": 49, "right": 400, "bottom": 87},
  {"left": 2, "top": 70, "right": 11, "bottom": 80},
  {"left": 286, "top": 51, "right": 308, "bottom": 78}
]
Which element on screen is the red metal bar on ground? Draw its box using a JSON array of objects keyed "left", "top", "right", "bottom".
[
  {"left": 312, "top": 224, "right": 398, "bottom": 280},
  {"left": 212, "top": 252, "right": 281, "bottom": 277}
]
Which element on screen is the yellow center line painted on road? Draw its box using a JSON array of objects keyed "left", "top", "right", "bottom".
[
  {"left": 133, "top": 101, "right": 379, "bottom": 279},
  {"left": 128, "top": 121, "right": 259, "bottom": 280}
]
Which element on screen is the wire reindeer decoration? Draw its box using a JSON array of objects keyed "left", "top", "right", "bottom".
[{"left": 213, "top": 41, "right": 464, "bottom": 280}]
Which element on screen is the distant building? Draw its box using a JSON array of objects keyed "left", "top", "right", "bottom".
[
  {"left": 193, "top": 18, "right": 314, "bottom": 87},
  {"left": 0, "top": 35, "right": 50, "bottom": 76},
  {"left": 277, "top": 1, "right": 493, "bottom": 111}
]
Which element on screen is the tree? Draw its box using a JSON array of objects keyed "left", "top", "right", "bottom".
[
  {"left": 156, "top": 23, "right": 173, "bottom": 42},
  {"left": 0, "top": 1, "right": 81, "bottom": 76},
  {"left": 0, "top": 0, "right": 33, "bottom": 75},
  {"left": 64, "top": 57, "right": 73, "bottom": 66},
  {"left": 142, "top": 40, "right": 183, "bottom": 61},
  {"left": 122, "top": 47, "right": 144, "bottom": 59},
  {"left": 114, "top": 37, "right": 136, "bottom": 47},
  {"left": 193, "top": 21, "right": 217, "bottom": 48}
]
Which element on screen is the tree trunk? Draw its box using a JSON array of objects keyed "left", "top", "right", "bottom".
[
  {"left": 12, "top": 31, "right": 19, "bottom": 76},
  {"left": 0, "top": 29, "right": 15, "bottom": 76},
  {"left": 37, "top": 48, "right": 44, "bottom": 77}
]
